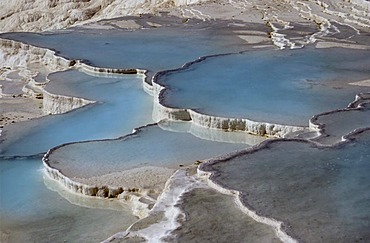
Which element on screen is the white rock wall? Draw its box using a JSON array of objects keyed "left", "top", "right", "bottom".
[
  {"left": 189, "top": 110, "right": 305, "bottom": 138},
  {"left": 151, "top": 72, "right": 305, "bottom": 138},
  {"left": 42, "top": 89, "right": 95, "bottom": 114},
  {"left": 0, "top": 38, "right": 71, "bottom": 70}
]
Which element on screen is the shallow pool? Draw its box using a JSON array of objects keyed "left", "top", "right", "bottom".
[
  {"left": 158, "top": 48, "right": 370, "bottom": 126},
  {"left": 203, "top": 129, "right": 370, "bottom": 242},
  {"left": 0, "top": 70, "right": 153, "bottom": 156}
]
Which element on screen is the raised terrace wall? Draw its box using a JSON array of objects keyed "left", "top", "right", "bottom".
[
  {"left": 152, "top": 93, "right": 305, "bottom": 138},
  {"left": 151, "top": 66, "right": 306, "bottom": 138},
  {"left": 0, "top": 38, "right": 72, "bottom": 69},
  {"left": 188, "top": 110, "right": 305, "bottom": 137},
  {"left": 0, "top": 38, "right": 151, "bottom": 115},
  {"left": 76, "top": 62, "right": 146, "bottom": 75},
  {"left": 42, "top": 88, "right": 95, "bottom": 114}
]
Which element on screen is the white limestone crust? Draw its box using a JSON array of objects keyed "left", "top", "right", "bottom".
[
  {"left": 42, "top": 88, "right": 95, "bottom": 114},
  {"left": 0, "top": 0, "right": 209, "bottom": 33}
]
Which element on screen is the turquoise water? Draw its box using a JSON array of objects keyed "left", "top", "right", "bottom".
[
  {"left": 1, "top": 24, "right": 370, "bottom": 242},
  {"left": 204, "top": 130, "right": 370, "bottom": 242},
  {"left": 159, "top": 48, "right": 369, "bottom": 126},
  {"left": 0, "top": 68, "right": 253, "bottom": 241},
  {"left": 0, "top": 71, "right": 153, "bottom": 240},
  {"left": 0, "top": 157, "right": 138, "bottom": 242},
  {"left": 0, "top": 70, "right": 153, "bottom": 156}
]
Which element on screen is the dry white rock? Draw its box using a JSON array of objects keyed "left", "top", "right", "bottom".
[{"left": 0, "top": 0, "right": 207, "bottom": 33}]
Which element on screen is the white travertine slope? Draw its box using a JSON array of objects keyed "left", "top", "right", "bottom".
[{"left": 0, "top": 0, "right": 207, "bottom": 33}]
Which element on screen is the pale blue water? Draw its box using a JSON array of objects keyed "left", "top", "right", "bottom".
[
  {"left": 48, "top": 124, "right": 248, "bottom": 178},
  {"left": 0, "top": 25, "right": 252, "bottom": 241},
  {"left": 0, "top": 70, "right": 153, "bottom": 156},
  {"left": 0, "top": 71, "right": 153, "bottom": 240},
  {"left": 1, "top": 24, "right": 370, "bottom": 243},
  {"left": 0, "top": 157, "right": 138, "bottom": 242},
  {"left": 159, "top": 48, "right": 370, "bottom": 126},
  {"left": 0, "top": 68, "right": 251, "bottom": 242},
  {"left": 204, "top": 130, "right": 370, "bottom": 242},
  {"left": 0, "top": 27, "right": 246, "bottom": 72}
]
